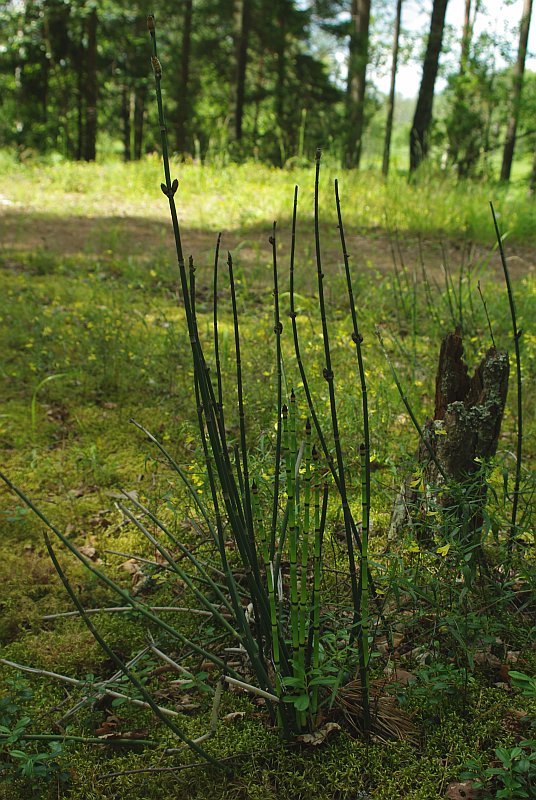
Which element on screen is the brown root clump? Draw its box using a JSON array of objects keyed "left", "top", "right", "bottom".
[{"left": 337, "top": 679, "right": 418, "bottom": 744}]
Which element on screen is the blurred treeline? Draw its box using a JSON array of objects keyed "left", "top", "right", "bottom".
[{"left": 0, "top": 0, "right": 535, "bottom": 180}]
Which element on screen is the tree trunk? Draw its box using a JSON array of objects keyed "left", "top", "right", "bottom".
[
  {"left": 346, "top": 0, "right": 371, "bottom": 169},
  {"left": 122, "top": 86, "right": 131, "bottom": 162},
  {"left": 75, "top": 39, "right": 84, "bottom": 161},
  {"left": 460, "top": 0, "right": 472, "bottom": 74},
  {"left": 233, "top": 0, "right": 250, "bottom": 142},
  {"left": 176, "top": 0, "right": 193, "bottom": 154},
  {"left": 500, "top": 0, "right": 533, "bottom": 182},
  {"left": 133, "top": 87, "right": 146, "bottom": 160},
  {"left": 83, "top": 7, "right": 97, "bottom": 161},
  {"left": 275, "top": 5, "right": 286, "bottom": 135},
  {"left": 390, "top": 330, "right": 509, "bottom": 545},
  {"left": 382, "top": 0, "right": 403, "bottom": 177},
  {"left": 409, "top": 0, "right": 449, "bottom": 173},
  {"left": 530, "top": 136, "right": 536, "bottom": 195}
]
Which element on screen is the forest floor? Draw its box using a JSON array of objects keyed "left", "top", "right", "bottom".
[
  {"left": 2, "top": 207, "right": 535, "bottom": 283},
  {"left": 0, "top": 158, "right": 535, "bottom": 800}
]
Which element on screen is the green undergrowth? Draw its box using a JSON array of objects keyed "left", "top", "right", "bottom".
[{"left": 0, "top": 676, "right": 533, "bottom": 800}]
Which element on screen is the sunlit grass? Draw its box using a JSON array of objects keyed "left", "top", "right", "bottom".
[{"left": 0, "top": 151, "right": 535, "bottom": 242}]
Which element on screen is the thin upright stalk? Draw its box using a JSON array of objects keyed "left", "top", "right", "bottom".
[
  {"left": 359, "top": 443, "right": 371, "bottom": 734},
  {"left": 310, "top": 447, "right": 322, "bottom": 716},
  {"left": 212, "top": 232, "right": 225, "bottom": 424},
  {"left": 270, "top": 222, "right": 283, "bottom": 557},
  {"left": 288, "top": 177, "right": 381, "bottom": 616},
  {"left": 334, "top": 178, "right": 371, "bottom": 733},
  {"left": 252, "top": 481, "right": 282, "bottom": 712},
  {"left": 312, "top": 150, "right": 360, "bottom": 631},
  {"left": 299, "top": 419, "right": 312, "bottom": 668},
  {"left": 491, "top": 203, "right": 523, "bottom": 554},
  {"left": 477, "top": 281, "right": 497, "bottom": 349},
  {"left": 227, "top": 251, "right": 255, "bottom": 554},
  {"left": 284, "top": 400, "right": 300, "bottom": 670}
]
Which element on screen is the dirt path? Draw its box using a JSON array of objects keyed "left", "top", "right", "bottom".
[{"left": 1, "top": 209, "right": 534, "bottom": 284}]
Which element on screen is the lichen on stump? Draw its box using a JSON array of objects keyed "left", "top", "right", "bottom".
[{"left": 390, "top": 329, "right": 509, "bottom": 544}]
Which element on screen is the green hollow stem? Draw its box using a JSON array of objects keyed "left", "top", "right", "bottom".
[
  {"left": 299, "top": 419, "right": 312, "bottom": 669},
  {"left": 310, "top": 448, "right": 321, "bottom": 717},
  {"left": 290, "top": 394, "right": 300, "bottom": 670},
  {"left": 270, "top": 222, "right": 283, "bottom": 558},
  {"left": 227, "top": 252, "right": 258, "bottom": 577},
  {"left": 0, "top": 733, "right": 157, "bottom": 747},
  {"left": 226, "top": 252, "right": 273, "bottom": 655},
  {"left": 334, "top": 179, "right": 371, "bottom": 732},
  {"left": 287, "top": 183, "right": 367, "bottom": 564},
  {"left": 252, "top": 481, "right": 282, "bottom": 719},
  {"left": 189, "top": 257, "right": 226, "bottom": 561},
  {"left": 284, "top": 401, "right": 300, "bottom": 673},
  {"left": 149, "top": 19, "right": 242, "bottom": 571},
  {"left": 359, "top": 443, "right": 371, "bottom": 734},
  {"left": 116, "top": 502, "right": 240, "bottom": 643},
  {"left": 490, "top": 203, "right": 523, "bottom": 555},
  {"left": 312, "top": 150, "right": 360, "bottom": 633},
  {"left": 213, "top": 232, "right": 225, "bottom": 421}
]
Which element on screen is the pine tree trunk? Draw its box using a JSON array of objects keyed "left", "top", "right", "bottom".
[
  {"left": 382, "top": 0, "right": 403, "bottom": 177},
  {"left": 133, "top": 87, "right": 146, "bottom": 160},
  {"left": 233, "top": 0, "right": 250, "bottom": 142},
  {"left": 346, "top": 0, "right": 371, "bottom": 169},
  {"left": 275, "top": 7, "right": 286, "bottom": 141},
  {"left": 500, "top": 0, "right": 533, "bottom": 182},
  {"left": 390, "top": 330, "right": 509, "bottom": 544},
  {"left": 530, "top": 136, "right": 536, "bottom": 195},
  {"left": 75, "top": 39, "right": 84, "bottom": 161},
  {"left": 460, "top": 0, "right": 472, "bottom": 74},
  {"left": 83, "top": 7, "right": 97, "bottom": 162},
  {"left": 176, "top": 0, "right": 193, "bottom": 154},
  {"left": 409, "top": 0, "right": 449, "bottom": 173},
  {"left": 122, "top": 86, "right": 131, "bottom": 162}
]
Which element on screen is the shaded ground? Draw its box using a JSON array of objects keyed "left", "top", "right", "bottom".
[{"left": 1, "top": 209, "right": 534, "bottom": 291}]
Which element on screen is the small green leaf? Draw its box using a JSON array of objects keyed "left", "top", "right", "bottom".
[{"left": 294, "top": 694, "right": 309, "bottom": 712}]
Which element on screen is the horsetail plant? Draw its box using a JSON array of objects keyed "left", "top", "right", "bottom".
[
  {"left": 0, "top": 15, "right": 383, "bottom": 767},
  {"left": 147, "top": 14, "right": 372, "bottom": 738}
]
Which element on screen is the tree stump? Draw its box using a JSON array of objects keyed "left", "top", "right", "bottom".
[{"left": 389, "top": 330, "right": 509, "bottom": 544}]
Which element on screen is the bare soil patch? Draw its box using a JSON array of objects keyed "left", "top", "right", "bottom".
[{"left": 1, "top": 209, "right": 534, "bottom": 285}]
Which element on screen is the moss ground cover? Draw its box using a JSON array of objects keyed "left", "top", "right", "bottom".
[{"left": 0, "top": 157, "right": 535, "bottom": 798}]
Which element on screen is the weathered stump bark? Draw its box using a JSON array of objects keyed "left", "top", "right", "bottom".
[{"left": 390, "top": 330, "right": 509, "bottom": 544}]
